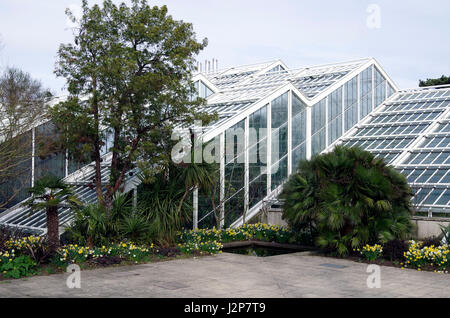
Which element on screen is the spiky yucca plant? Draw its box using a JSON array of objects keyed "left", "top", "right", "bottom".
[{"left": 281, "top": 146, "right": 414, "bottom": 256}]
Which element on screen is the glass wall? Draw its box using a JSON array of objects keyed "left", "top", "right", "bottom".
[
  {"left": 198, "top": 162, "right": 220, "bottom": 229},
  {"left": 344, "top": 76, "right": 358, "bottom": 132},
  {"left": 311, "top": 98, "right": 326, "bottom": 155},
  {"left": 194, "top": 63, "right": 399, "bottom": 228},
  {"left": 387, "top": 83, "right": 396, "bottom": 98},
  {"left": 34, "top": 122, "right": 66, "bottom": 180},
  {"left": 0, "top": 131, "right": 32, "bottom": 211},
  {"left": 374, "top": 67, "right": 387, "bottom": 108},
  {"left": 292, "top": 93, "right": 307, "bottom": 170},
  {"left": 328, "top": 87, "right": 343, "bottom": 145},
  {"left": 199, "top": 81, "right": 214, "bottom": 99},
  {"left": 271, "top": 92, "right": 288, "bottom": 190},
  {"left": 224, "top": 120, "right": 245, "bottom": 227},
  {"left": 360, "top": 66, "right": 373, "bottom": 119},
  {"left": 249, "top": 105, "right": 267, "bottom": 208}
]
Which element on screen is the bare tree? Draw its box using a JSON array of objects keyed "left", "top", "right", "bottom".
[{"left": 0, "top": 67, "right": 52, "bottom": 211}]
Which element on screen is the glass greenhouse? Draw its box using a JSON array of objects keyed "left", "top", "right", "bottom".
[
  {"left": 1, "top": 57, "right": 448, "bottom": 234},
  {"left": 190, "top": 58, "right": 399, "bottom": 228},
  {"left": 334, "top": 86, "right": 450, "bottom": 216}
]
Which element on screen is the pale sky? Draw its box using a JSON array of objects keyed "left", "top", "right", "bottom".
[{"left": 0, "top": 0, "right": 449, "bottom": 95}]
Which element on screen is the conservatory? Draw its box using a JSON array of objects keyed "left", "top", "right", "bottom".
[
  {"left": 1, "top": 57, "right": 449, "bottom": 234},
  {"left": 190, "top": 58, "right": 398, "bottom": 228},
  {"left": 330, "top": 85, "right": 450, "bottom": 216}
]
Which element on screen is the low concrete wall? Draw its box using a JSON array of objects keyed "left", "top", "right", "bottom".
[
  {"left": 262, "top": 210, "right": 288, "bottom": 227},
  {"left": 412, "top": 217, "right": 450, "bottom": 240}
]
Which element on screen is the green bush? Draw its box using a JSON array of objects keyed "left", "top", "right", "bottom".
[
  {"left": 137, "top": 170, "right": 193, "bottom": 246},
  {"left": 281, "top": 146, "right": 414, "bottom": 256},
  {"left": 383, "top": 239, "right": 409, "bottom": 261},
  {"left": 0, "top": 255, "right": 38, "bottom": 279},
  {"left": 64, "top": 192, "right": 152, "bottom": 246}
]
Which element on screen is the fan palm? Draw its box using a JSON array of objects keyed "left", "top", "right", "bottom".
[
  {"left": 281, "top": 146, "right": 414, "bottom": 256},
  {"left": 24, "top": 175, "right": 81, "bottom": 252}
]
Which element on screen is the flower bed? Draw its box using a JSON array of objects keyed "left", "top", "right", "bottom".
[
  {"left": 0, "top": 235, "right": 214, "bottom": 280},
  {"left": 178, "top": 223, "right": 299, "bottom": 246},
  {"left": 403, "top": 241, "right": 449, "bottom": 273},
  {"left": 354, "top": 241, "right": 449, "bottom": 274},
  {"left": 52, "top": 242, "right": 157, "bottom": 268}
]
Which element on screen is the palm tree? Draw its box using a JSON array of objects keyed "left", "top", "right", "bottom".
[
  {"left": 177, "top": 161, "right": 217, "bottom": 214},
  {"left": 281, "top": 146, "right": 414, "bottom": 256},
  {"left": 24, "top": 175, "right": 81, "bottom": 252}
]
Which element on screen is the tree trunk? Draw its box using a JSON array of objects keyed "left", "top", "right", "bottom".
[
  {"left": 46, "top": 206, "right": 60, "bottom": 253},
  {"left": 92, "top": 77, "right": 104, "bottom": 208}
]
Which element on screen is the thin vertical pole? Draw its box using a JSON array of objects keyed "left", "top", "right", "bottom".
[
  {"left": 267, "top": 102, "right": 272, "bottom": 194},
  {"left": 287, "top": 91, "right": 293, "bottom": 175},
  {"left": 193, "top": 188, "right": 198, "bottom": 230},
  {"left": 132, "top": 187, "right": 137, "bottom": 212},
  {"left": 31, "top": 127, "right": 35, "bottom": 187},
  {"left": 306, "top": 105, "right": 312, "bottom": 160},
  {"left": 219, "top": 132, "right": 225, "bottom": 228}
]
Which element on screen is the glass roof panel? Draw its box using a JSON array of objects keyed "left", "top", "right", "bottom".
[{"left": 331, "top": 86, "right": 450, "bottom": 213}]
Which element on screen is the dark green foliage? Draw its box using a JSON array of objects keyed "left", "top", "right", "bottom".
[
  {"left": 421, "top": 236, "right": 442, "bottom": 248},
  {"left": 51, "top": 0, "right": 215, "bottom": 208},
  {"left": 383, "top": 239, "right": 409, "bottom": 261},
  {"left": 0, "top": 226, "right": 22, "bottom": 252},
  {"left": 440, "top": 224, "right": 450, "bottom": 245},
  {"left": 64, "top": 192, "right": 151, "bottom": 246},
  {"left": 24, "top": 175, "right": 81, "bottom": 252},
  {"left": 419, "top": 75, "right": 450, "bottom": 87},
  {"left": 138, "top": 166, "right": 194, "bottom": 246},
  {"left": 281, "top": 146, "right": 414, "bottom": 256},
  {"left": 0, "top": 255, "right": 38, "bottom": 279}
]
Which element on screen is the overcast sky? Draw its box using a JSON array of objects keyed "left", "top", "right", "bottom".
[{"left": 0, "top": 0, "right": 449, "bottom": 94}]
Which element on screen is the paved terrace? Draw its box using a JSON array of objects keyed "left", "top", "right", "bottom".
[{"left": 0, "top": 253, "right": 449, "bottom": 298}]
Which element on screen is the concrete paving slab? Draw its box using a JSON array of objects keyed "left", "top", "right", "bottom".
[{"left": 0, "top": 253, "right": 448, "bottom": 298}]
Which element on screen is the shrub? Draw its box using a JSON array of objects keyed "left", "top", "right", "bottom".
[
  {"left": 440, "top": 224, "right": 450, "bottom": 245},
  {"left": 64, "top": 192, "right": 152, "bottom": 246},
  {"left": 422, "top": 236, "right": 442, "bottom": 248},
  {"left": 0, "top": 226, "right": 24, "bottom": 252},
  {"left": 138, "top": 173, "right": 193, "bottom": 246},
  {"left": 0, "top": 255, "right": 38, "bottom": 279},
  {"left": 383, "top": 239, "right": 409, "bottom": 261},
  {"left": 4, "top": 235, "right": 50, "bottom": 264},
  {"left": 282, "top": 146, "right": 414, "bottom": 256}
]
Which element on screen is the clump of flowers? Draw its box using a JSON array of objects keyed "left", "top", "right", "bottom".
[
  {"left": 0, "top": 250, "right": 16, "bottom": 266},
  {"left": 404, "top": 240, "right": 449, "bottom": 271},
  {"left": 54, "top": 244, "right": 93, "bottom": 266},
  {"left": 177, "top": 240, "right": 223, "bottom": 255},
  {"left": 92, "top": 242, "right": 155, "bottom": 263},
  {"left": 358, "top": 244, "right": 383, "bottom": 261},
  {"left": 178, "top": 223, "right": 295, "bottom": 246},
  {"left": 4, "top": 236, "right": 45, "bottom": 254},
  {"left": 1, "top": 236, "right": 42, "bottom": 279},
  {"left": 53, "top": 242, "right": 157, "bottom": 268}
]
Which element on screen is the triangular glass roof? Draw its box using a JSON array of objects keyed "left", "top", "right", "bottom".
[{"left": 333, "top": 85, "right": 450, "bottom": 213}]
